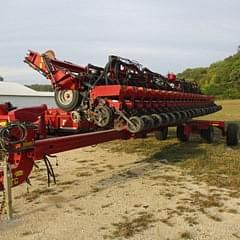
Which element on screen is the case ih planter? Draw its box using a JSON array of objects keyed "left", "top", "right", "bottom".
[
  {"left": 24, "top": 50, "right": 221, "bottom": 133},
  {"left": 0, "top": 51, "right": 238, "bottom": 219}
]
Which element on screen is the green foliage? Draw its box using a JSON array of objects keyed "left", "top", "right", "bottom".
[
  {"left": 178, "top": 52, "right": 240, "bottom": 99},
  {"left": 26, "top": 84, "right": 53, "bottom": 92}
]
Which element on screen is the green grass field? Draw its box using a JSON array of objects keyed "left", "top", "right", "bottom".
[
  {"left": 198, "top": 99, "right": 240, "bottom": 122},
  {"left": 104, "top": 100, "right": 240, "bottom": 191}
]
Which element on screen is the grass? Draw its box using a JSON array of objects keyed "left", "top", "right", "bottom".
[
  {"left": 106, "top": 212, "right": 157, "bottom": 239},
  {"left": 198, "top": 99, "right": 240, "bottom": 122},
  {"left": 180, "top": 231, "right": 192, "bottom": 239},
  {"left": 188, "top": 191, "right": 223, "bottom": 214},
  {"left": 103, "top": 100, "right": 240, "bottom": 190},
  {"left": 17, "top": 188, "right": 55, "bottom": 202}
]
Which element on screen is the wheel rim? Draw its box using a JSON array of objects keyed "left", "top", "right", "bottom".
[
  {"left": 94, "top": 106, "right": 112, "bottom": 127},
  {"left": 128, "top": 117, "right": 144, "bottom": 133},
  {"left": 57, "top": 90, "right": 74, "bottom": 106}
]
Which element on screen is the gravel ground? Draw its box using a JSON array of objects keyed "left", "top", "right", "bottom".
[{"left": 0, "top": 144, "right": 240, "bottom": 240}]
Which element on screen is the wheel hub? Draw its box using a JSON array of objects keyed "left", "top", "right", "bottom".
[{"left": 57, "top": 90, "right": 74, "bottom": 105}]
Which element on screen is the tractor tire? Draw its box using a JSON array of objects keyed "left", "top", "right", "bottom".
[
  {"left": 155, "top": 127, "right": 168, "bottom": 140},
  {"left": 176, "top": 125, "right": 189, "bottom": 142},
  {"left": 226, "top": 123, "right": 239, "bottom": 146},
  {"left": 200, "top": 126, "right": 214, "bottom": 143},
  {"left": 54, "top": 90, "right": 80, "bottom": 112}
]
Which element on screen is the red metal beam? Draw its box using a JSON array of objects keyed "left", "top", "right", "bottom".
[{"left": 33, "top": 129, "right": 130, "bottom": 160}]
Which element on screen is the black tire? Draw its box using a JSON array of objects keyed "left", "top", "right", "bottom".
[
  {"left": 167, "top": 113, "right": 177, "bottom": 124},
  {"left": 189, "top": 110, "right": 195, "bottom": 118},
  {"left": 151, "top": 114, "right": 162, "bottom": 128},
  {"left": 200, "top": 126, "right": 214, "bottom": 143},
  {"left": 160, "top": 113, "right": 170, "bottom": 125},
  {"left": 155, "top": 127, "right": 168, "bottom": 140},
  {"left": 193, "top": 109, "right": 199, "bottom": 117},
  {"left": 55, "top": 90, "right": 80, "bottom": 112},
  {"left": 141, "top": 115, "right": 154, "bottom": 130},
  {"left": 179, "top": 111, "right": 188, "bottom": 121},
  {"left": 185, "top": 110, "right": 192, "bottom": 119},
  {"left": 173, "top": 112, "right": 182, "bottom": 123},
  {"left": 176, "top": 125, "right": 189, "bottom": 142},
  {"left": 226, "top": 123, "right": 239, "bottom": 146}
]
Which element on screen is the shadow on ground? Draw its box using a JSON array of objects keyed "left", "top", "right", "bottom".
[
  {"left": 147, "top": 141, "right": 207, "bottom": 163},
  {"left": 97, "top": 140, "right": 206, "bottom": 189}
]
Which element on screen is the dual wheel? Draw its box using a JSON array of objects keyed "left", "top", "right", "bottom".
[
  {"left": 176, "top": 126, "right": 215, "bottom": 143},
  {"left": 176, "top": 123, "right": 239, "bottom": 146},
  {"left": 200, "top": 123, "right": 239, "bottom": 146}
]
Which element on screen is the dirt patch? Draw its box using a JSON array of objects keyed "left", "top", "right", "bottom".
[{"left": 0, "top": 142, "right": 240, "bottom": 240}]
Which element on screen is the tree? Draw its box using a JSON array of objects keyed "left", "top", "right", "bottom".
[{"left": 177, "top": 52, "right": 240, "bottom": 99}]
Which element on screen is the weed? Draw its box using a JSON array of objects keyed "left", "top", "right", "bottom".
[
  {"left": 21, "top": 231, "right": 33, "bottom": 236},
  {"left": 181, "top": 231, "right": 192, "bottom": 239},
  {"left": 101, "top": 203, "right": 113, "bottom": 208},
  {"left": 107, "top": 212, "right": 157, "bottom": 239},
  {"left": 209, "top": 214, "right": 222, "bottom": 221},
  {"left": 184, "top": 216, "right": 199, "bottom": 225}
]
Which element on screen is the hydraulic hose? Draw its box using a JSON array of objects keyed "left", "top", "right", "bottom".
[{"left": 0, "top": 122, "right": 28, "bottom": 151}]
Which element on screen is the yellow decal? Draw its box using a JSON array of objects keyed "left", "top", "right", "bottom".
[
  {"left": 0, "top": 121, "right": 8, "bottom": 127},
  {"left": 15, "top": 170, "right": 24, "bottom": 177},
  {"left": 22, "top": 141, "right": 34, "bottom": 148}
]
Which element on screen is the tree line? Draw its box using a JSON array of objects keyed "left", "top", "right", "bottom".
[
  {"left": 26, "top": 84, "right": 53, "bottom": 92},
  {"left": 177, "top": 52, "right": 240, "bottom": 99}
]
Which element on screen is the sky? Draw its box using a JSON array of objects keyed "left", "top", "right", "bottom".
[{"left": 1, "top": 0, "right": 240, "bottom": 84}]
